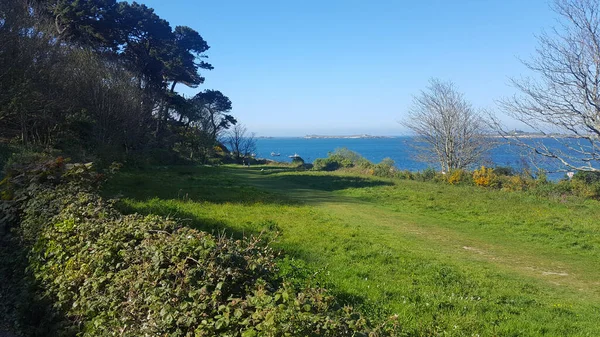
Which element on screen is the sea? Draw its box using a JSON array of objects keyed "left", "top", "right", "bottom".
[{"left": 254, "top": 136, "right": 570, "bottom": 180}]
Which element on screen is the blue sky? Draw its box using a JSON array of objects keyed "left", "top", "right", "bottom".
[{"left": 142, "top": 0, "right": 555, "bottom": 136}]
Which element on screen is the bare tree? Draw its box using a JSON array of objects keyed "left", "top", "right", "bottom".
[
  {"left": 402, "top": 79, "right": 491, "bottom": 172},
  {"left": 496, "top": 0, "right": 600, "bottom": 172},
  {"left": 226, "top": 124, "right": 256, "bottom": 163}
]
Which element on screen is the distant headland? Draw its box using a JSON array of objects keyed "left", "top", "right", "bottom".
[{"left": 303, "top": 134, "right": 394, "bottom": 139}]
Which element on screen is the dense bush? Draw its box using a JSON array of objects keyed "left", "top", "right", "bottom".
[
  {"left": 569, "top": 178, "right": 600, "bottom": 199},
  {"left": 492, "top": 166, "right": 514, "bottom": 176},
  {"left": 444, "top": 169, "right": 472, "bottom": 185},
  {"left": 472, "top": 166, "right": 497, "bottom": 187},
  {"left": 313, "top": 156, "right": 351, "bottom": 171},
  {"left": 312, "top": 149, "right": 400, "bottom": 179},
  {"left": 1, "top": 157, "right": 398, "bottom": 336},
  {"left": 572, "top": 170, "right": 600, "bottom": 184},
  {"left": 371, "top": 158, "right": 397, "bottom": 178},
  {"left": 313, "top": 148, "right": 367, "bottom": 171},
  {"left": 291, "top": 156, "right": 305, "bottom": 166},
  {"left": 413, "top": 167, "right": 438, "bottom": 182}
]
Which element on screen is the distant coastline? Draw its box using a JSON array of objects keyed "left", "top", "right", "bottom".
[
  {"left": 492, "top": 131, "right": 571, "bottom": 139},
  {"left": 303, "top": 134, "right": 394, "bottom": 139}
]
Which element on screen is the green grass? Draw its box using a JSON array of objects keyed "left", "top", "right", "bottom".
[{"left": 103, "top": 165, "right": 600, "bottom": 336}]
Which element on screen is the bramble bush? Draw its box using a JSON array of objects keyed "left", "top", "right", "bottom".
[{"left": 0, "top": 157, "right": 401, "bottom": 336}]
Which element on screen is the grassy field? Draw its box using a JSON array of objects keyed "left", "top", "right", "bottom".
[{"left": 103, "top": 165, "right": 600, "bottom": 336}]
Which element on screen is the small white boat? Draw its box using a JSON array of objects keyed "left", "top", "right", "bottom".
[
  {"left": 271, "top": 152, "right": 280, "bottom": 156},
  {"left": 288, "top": 153, "right": 301, "bottom": 158}
]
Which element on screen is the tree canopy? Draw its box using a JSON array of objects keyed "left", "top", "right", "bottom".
[{"left": 0, "top": 0, "right": 237, "bottom": 163}]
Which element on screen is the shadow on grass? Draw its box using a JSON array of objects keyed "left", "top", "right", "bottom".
[
  {"left": 102, "top": 165, "right": 293, "bottom": 205},
  {"left": 267, "top": 174, "right": 394, "bottom": 192},
  {"left": 115, "top": 200, "right": 266, "bottom": 240},
  {"left": 104, "top": 165, "right": 393, "bottom": 207}
]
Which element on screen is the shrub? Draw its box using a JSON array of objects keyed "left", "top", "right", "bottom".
[
  {"left": 313, "top": 156, "right": 352, "bottom": 171},
  {"left": 446, "top": 169, "right": 471, "bottom": 185},
  {"left": 534, "top": 169, "right": 549, "bottom": 185},
  {"left": 372, "top": 158, "right": 397, "bottom": 178},
  {"left": 572, "top": 170, "right": 600, "bottom": 184},
  {"left": 312, "top": 148, "right": 368, "bottom": 172},
  {"left": 502, "top": 175, "right": 532, "bottom": 192},
  {"left": 529, "top": 179, "right": 574, "bottom": 199},
  {"left": 492, "top": 166, "right": 514, "bottom": 176},
  {"left": 331, "top": 148, "right": 370, "bottom": 167},
  {"left": 397, "top": 170, "right": 414, "bottom": 180},
  {"left": 291, "top": 156, "right": 305, "bottom": 166},
  {"left": 472, "top": 166, "right": 498, "bottom": 187},
  {"left": 415, "top": 167, "right": 437, "bottom": 181},
  {"left": 570, "top": 179, "right": 600, "bottom": 199}
]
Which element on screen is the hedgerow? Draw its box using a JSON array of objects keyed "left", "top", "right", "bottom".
[{"left": 0, "top": 157, "right": 400, "bottom": 336}]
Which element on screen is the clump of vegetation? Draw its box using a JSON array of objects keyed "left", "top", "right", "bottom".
[
  {"left": 291, "top": 156, "right": 305, "bottom": 166},
  {"left": 472, "top": 166, "right": 497, "bottom": 187},
  {"left": 312, "top": 149, "right": 399, "bottom": 178},
  {"left": 370, "top": 158, "right": 397, "bottom": 178},
  {"left": 1, "top": 157, "right": 400, "bottom": 336},
  {"left": 313, "top": 149, "right": 357, "bottom": 171}
]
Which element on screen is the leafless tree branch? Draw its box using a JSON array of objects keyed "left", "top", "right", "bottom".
[
  {"left": 402, "top": 79, "right": 493, "bottom": 172},
  {"left": 496, "top": 0, "right": 600, "bottom": 172}
]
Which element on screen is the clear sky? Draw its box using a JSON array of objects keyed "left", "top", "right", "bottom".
[{"left": 141, "top": 0, "right": 555, "bottom": 136}]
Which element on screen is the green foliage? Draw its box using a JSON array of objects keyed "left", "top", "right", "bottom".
[
  {"left": 312, "top": 149, "right": 398, "bottom": 178},
  {"left": 313, "top": 156, "right": 352, "bottom": 171},
  {"left": 106, "top": 165, "right": 600, "bottom": 336},
  {"left": 0, "top": 143, "right": 16, "bottom": 175},
  {"left": 371, "top": 158, "right": 397, "bottom": 178},
  {"left": 396, "top": 170, "right": 415, "bottom": 180},
  {"left": 492, "top": 166, "right": 514, "bottom": 176},
  {"left": 414, "top": 167, "right": 438, "bottom": 181},
  {"left": 1, "top": 159, "right": 394, "bottom": 336},
  {"left": 0, "top": 0, "right": 237, "bottom": 166},
  {"left": 313, "top": 148, "right": 368, "bottom": 172},
  {"left": 445, "top": 169, "right": 472, "bottom": 185},
  {"left": 568, "top": 179, "right": 600, "bottom": 199},
  {"left": 313, "top": 157, "right": 343, "bottom": 171},
  {"left": 573, "top": 170, "right": 600, "bottom": 184},
  {"left": 291, "top": 156, "right": 305, "bottom": 166}
]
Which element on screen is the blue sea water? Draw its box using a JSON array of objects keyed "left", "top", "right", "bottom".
[
  {"left": 255, "top": 136, "right": 567, "bottom": 180},
  {"left": 256, "top": 137, "right": 526, "bottom": 170}
]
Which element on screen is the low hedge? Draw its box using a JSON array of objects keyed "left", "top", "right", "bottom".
[{"left": 0, "top": 158, "right": 399, "bottom": 336}]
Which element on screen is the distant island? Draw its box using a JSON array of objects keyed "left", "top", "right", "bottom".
[
  {"left": 497, "top": 130, "right": 570, "bottom": 139},
  {"left": 304, "top": 134, "right": 394, "bottom": 139}
]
